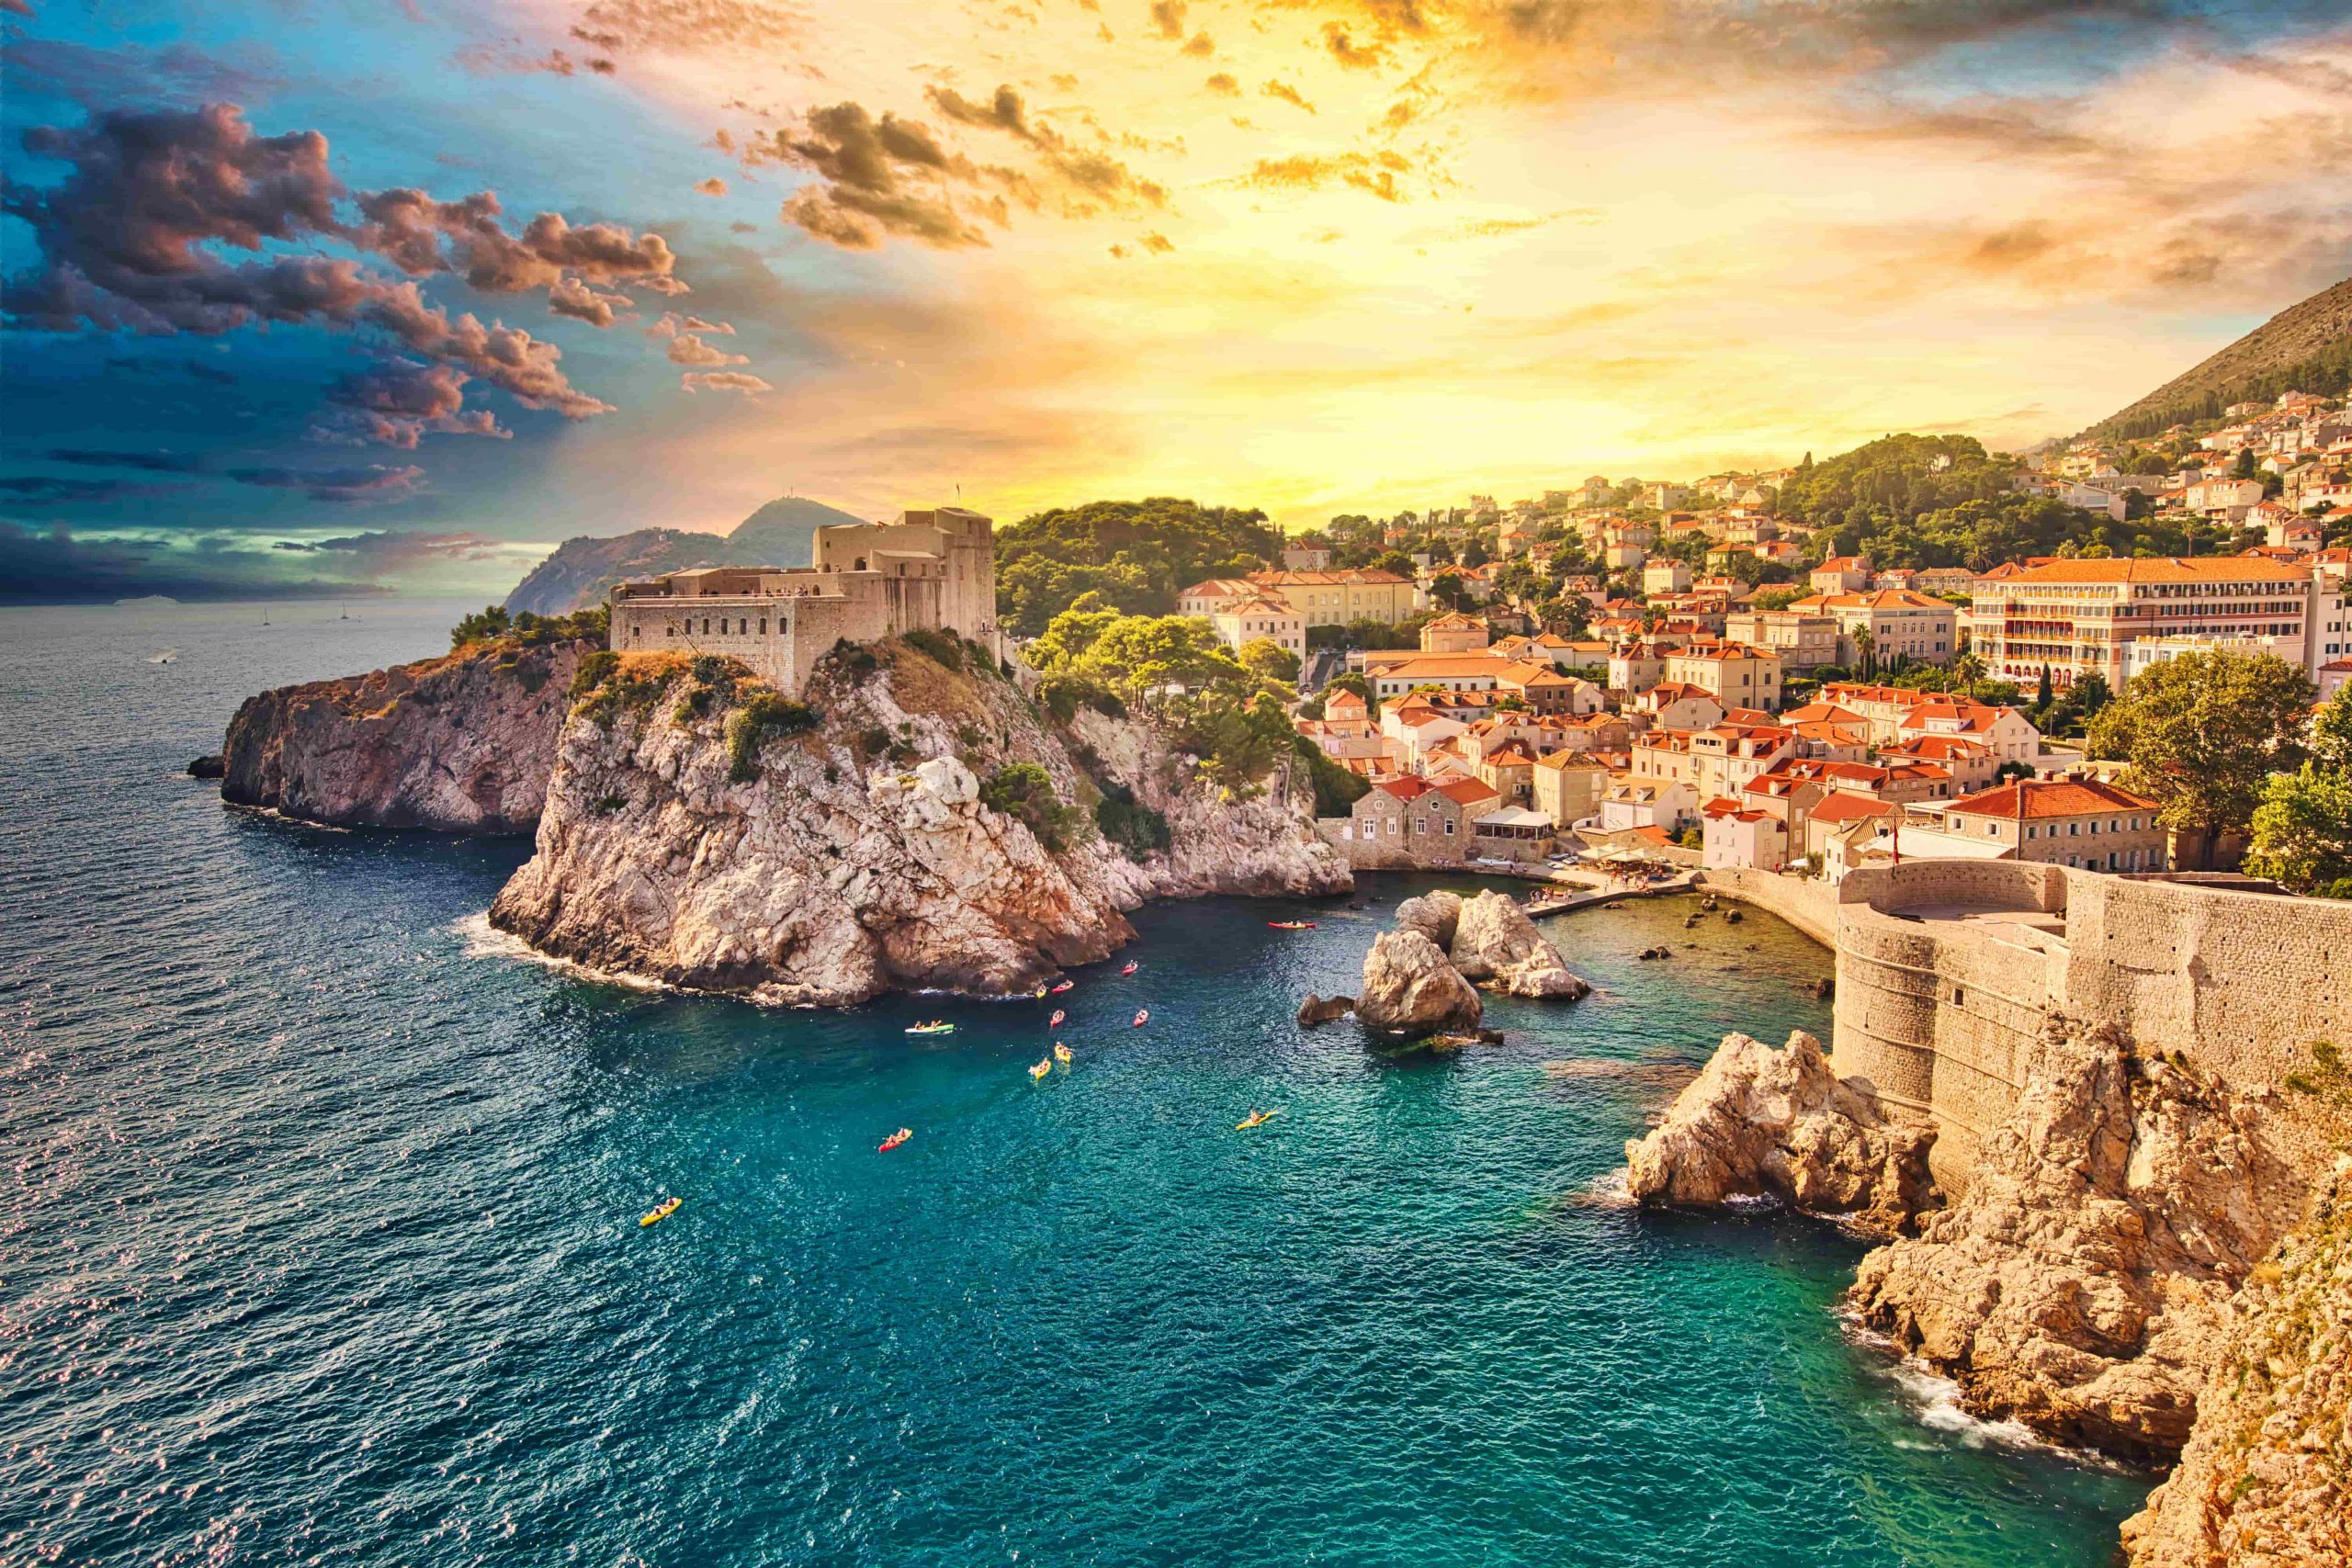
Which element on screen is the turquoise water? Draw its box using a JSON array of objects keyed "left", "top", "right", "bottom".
[{"left": 3, "top": 602, "right": 2152, "bottom": 1565}]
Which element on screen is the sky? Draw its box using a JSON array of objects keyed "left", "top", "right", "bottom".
[{"left": 3, "top": 0, "right": 2350, "bottom": 602}]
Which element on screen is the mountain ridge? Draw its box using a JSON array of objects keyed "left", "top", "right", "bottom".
[
  {"left": 503, "top": 496, "right": 869, "bottom": 615},
  {"left": 2086, "top": 275, "right": 2352, "bottom": 441}
]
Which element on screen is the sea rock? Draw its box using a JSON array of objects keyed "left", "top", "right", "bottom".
[
  {"left": 187, "top": 754, "right": 225, "bottom": 779},
  {"left": 1296, "top": 993, "right": 1355, "bottom": 1026},
  {"left": 2121, "top": 1157, "right": 2352, "bottom": 1568},
  {"left": 489, "top": 640, "right": 1351, "bottom": 1008},
  {"left": 1392, "top": 889, "right": 1464, "bottom": 948},
  {"left": 220, "top": 637, "right": 590, "bottom": 832},
  {"left": 1448, "top": 890, "right": 1590, "bottom": 999},
  {"left": 1354, "top": 929, "right": 1483, "bottom": 1034},
  {"left": 1847, "top": 1020, "right": 2302, "bottom": 1461},
  {"left": 1623, "top": 1029, "right": 1935, "bottom": 1236}
]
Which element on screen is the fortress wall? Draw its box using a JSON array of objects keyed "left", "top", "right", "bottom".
[
  {"left": 1696, "top": 865, "right": 1838, "bottom": 944},
  {"left": 1824, "top": 862, "right": 2352, "bottom": 1192},
  {"left": 2064, "top": 874, "right": 2352, "bottom": 1175}
]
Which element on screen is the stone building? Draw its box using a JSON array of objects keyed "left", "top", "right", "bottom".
[
  {"left": 1938, "top": 776, "right": 2165, "bottom": 872},
  {"left": 607, "top": 506, "right": 1000, "bottom": 695}
]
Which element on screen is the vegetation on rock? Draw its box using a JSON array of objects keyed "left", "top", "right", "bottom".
[{"left": 994, "top": 499, "right": 1281, "bottom": 637}]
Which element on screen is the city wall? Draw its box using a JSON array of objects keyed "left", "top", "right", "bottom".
[{"left": 1825, "top": 863, "right": 2351, "bottom": 1193}]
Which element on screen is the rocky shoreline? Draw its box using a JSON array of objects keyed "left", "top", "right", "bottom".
[
  {"left": 483, "top": 639, "right": 1350, "bottom": 1007},
  {"left": 1624, "top": 1020, "right": 2348, "bottom": 1566}
]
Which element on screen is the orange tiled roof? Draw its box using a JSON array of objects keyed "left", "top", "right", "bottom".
[{"left": 1949, "top": 778, "right": 2158, "bottom": 818}]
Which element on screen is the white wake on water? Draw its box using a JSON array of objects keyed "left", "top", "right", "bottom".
[{"left": 448, "top": 911, "right": 669, "bottom": 993}]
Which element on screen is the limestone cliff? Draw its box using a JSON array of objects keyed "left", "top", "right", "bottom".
[
  {"left": 1849, "top": 1021, "right": 2301, "bottom": 1461},
  {"left": 2122, "top": 1158, "right": 2352, "bottom": 1568},
  {"left": 1623, "top": 1030, "right": 1935, "bottom": 1236},
  {"left": 220, "top": 637, "right": 591, "bottom": 833},
  {"left": 486, "top": 640, "right": 1349, "bottom": 1006}
]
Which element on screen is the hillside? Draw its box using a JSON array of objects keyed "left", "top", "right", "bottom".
[
  {"left": 2088, "top": 275, "right": 2352, "bottom": 441},
  {"left": 993, "top": 498, "right": 1282, "bottom": 637},
  {"left": 503, "top": 496, "right": 867, "bottom": 615}
]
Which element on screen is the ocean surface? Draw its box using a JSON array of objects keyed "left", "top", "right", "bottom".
[{"left": 3, "top": 600, "right": 2154, "bottom": 1566}]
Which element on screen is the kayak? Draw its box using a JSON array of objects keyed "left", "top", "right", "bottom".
[
  {"left": 877, "top": 1128, "right": 912, "bottom": 1153},
  {"left": 1120, "top": 962, "right": 1139, "bottom": 976},
  {"left": 1048, "top": 1009, "right": 1066, "bottom": 1030},
  {"left": 1032, "top": 985, "right": 1049, "bottom": 998},
  {"left": 1050, "top": 980, "right": 1075, "bottom": 994},
  {"left": 905, "top": 1022, "right": 956, "bottom": 1036},
  {"left": 1236, "top": 1109, "right": 1283, "bottom": 1131},
  {"left": 639, "top": 1197, "right": 682, "bottom": 1227},
  {"left": 1028, "top": 1058, "right": 1052, "bottom": 1081},
  {"left": 1053, "top": 1043, "right": 1073, "bottom": 1065},
  {"left": 1132, "top": 1009, "right": 1149, "bottom": 1028},
  {"left": 1268, "top": 920, "right": 1317, "bottom": 931}
]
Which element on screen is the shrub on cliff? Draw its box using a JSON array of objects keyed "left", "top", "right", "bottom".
[
  {"left": 1093, "top": 781, "right": 1172, "bottom": 859},
  {"left": 899, "top": 627, "right": 965, "bottom": 670},
  {"left": 571, "top": 649, "right": 619, "bottom": 698},
  {"left": 727, "top": 691, "right": 820, "bottom": 783},
  {"left": 1292, "top": 733, "right": 1371, "bottom": 818},
  {"left": 980, "top": 762, "right": 1084, "bottom": 852},
  {"left": 452, "top": 604, "right": 608, "bottom": 650},
  {"left": 1039, "top": 675, "right": 1125, "bottom": 724}
]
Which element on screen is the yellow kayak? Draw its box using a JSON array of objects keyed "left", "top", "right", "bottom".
[
  {"left": 639, "top": 1197, "right": 683, "bottom": 1227},
  {"left": 1053, "top": 1043, "right": 1073, "bottom": 1065},
  {"left": 1236, "top": 1109, "right": 1283, "bottom": 1131},
  {"left": 1028, "top": 1058, "right": 1052, "bottom": 1081}
]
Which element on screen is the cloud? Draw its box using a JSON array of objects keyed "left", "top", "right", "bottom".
[
  {"left": 311, "top": 529, "right": 499, "bottom": 561},
  {"left": 0, "top": 476, "right": 187, "bottom": 502},
  {"left": 44, "top": 448, "right": 209, "bottom": 473},
  {"left": 681, "top": 371, "right": 774, "bottom": 393},
  {"left": 566, "top": 0, "right": 799, "bottom": 55},
  {"left": 1182, "top": 31, "right": 1216, "bottom": 56},
  {"left": 311, "top": 359, "right": 512, "bottom": 447},
  {"left": 646, "top": 310, "right": 738, "bottom": 336},
  {"left": 1243, "top": 151, "right": 1414, "bottom": 201},
  {"left": 547, "top": 276, "right": 634, "bottom": 326},
  {"left": 1204, "top": 73, "right": 1239, "bottom": 95},
  {"left": 695, "top": 175, "right": 729, "bottom": 195},
  {"left": 1138, "top": 231, "right": 1174, "bottom": 253},
  {"left": 224, "top": 464, "right": 428, "bottom": 502},
  {"left": 666, "top": 332, "right": 750, "bottom": 366},
  {"left": 1, "top": 103, "right": 684, "bottom": 434},
  {"left": 1322, "top": 22, "right": 1387, "bottom": 69},
  {"left": 1149, "top": 0, "right": 1185, "bottom": 40},
  {"left": 768, "top": 101, "right": 1004, "bottom": 249},
  {"left": 1261, "top": 80, "right": 1317, "bottom": 114},
  {"left": 926, "top": 84, "right": 1043, "bottom": 143},
  {"left": 0, "top": 520, "right": 390, "bottom": 604}
]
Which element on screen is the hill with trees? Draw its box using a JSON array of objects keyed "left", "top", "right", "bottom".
[
  {"left": 2085, "top": 274, "right": 2352, "bottom": 442},
  {"left": 992, "top": 498, "right": 1282, "bottom": 637}
]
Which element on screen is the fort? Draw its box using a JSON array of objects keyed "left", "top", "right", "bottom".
[
  {"left": 605, "top": 506, "right": 1001, "bottom": 695},
  {"left": 1702, "top": 862, "right": 2352, "bottom": 1193}
]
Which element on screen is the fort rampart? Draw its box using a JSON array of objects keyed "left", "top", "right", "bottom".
[{"left": 1709, "top": 863, "right": 2352, "bottom": 1193}]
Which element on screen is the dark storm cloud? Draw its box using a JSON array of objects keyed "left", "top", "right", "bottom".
[
  {"left": 44, "top": 448, "right": 209, "bottom": 473},
  {"left": 1, "top": 103, "right": 689, "bottom": 434},
  {"left": 224, "top": 464, "right": 428, "bottom": 502},
  {"left": 0, "top": 520, "right": 390, "bottom": 604},
  {"left": 311, "top": 359, "right": 511, "bottom": 448},
  {"left": 311, "top": 529, "right": 500, "bottom": 561},
  {"left": 0, "top": 475, "right": 187, "bottom": 502}
]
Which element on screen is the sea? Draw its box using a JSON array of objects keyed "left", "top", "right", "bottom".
[{"left": 2, "top": 599, "right": 2154, "bottom": 1567}]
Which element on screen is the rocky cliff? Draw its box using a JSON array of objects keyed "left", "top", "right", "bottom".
[
  {"left": 220, "top": 636, "right": 592, "bottom": 832},
  {"left": 1623, "top": 1029, "right": 1935, "bottom": 1237},
  {"left": 486, "top": 640, "right": 1349, "bottom": 1005},
  {"left": 1627, "top": 1014, "right": 2346, "bottom": 1567},
  {"left": 2122, "top": 1157, "right": 2352, "bottom": 1568}
]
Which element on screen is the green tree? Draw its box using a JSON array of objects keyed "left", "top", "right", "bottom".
[
  {"left": 1238, "top": 637, "right": 1301, "bottom": 684},
  {"left": 992, "top": 498, "right": 1281, "bottom": 636},
  {"left": 2086, "top": 651, "right": 2316, "bottom": 870},
  {"left": 1369, "top": 549, "right": 1416, "bottom": 578},
  {"left": 1027, "top": 606, "right": 1123, "bottom": 671},
  {"left": 1069, "top": 614, "right": 1247, "bottom": 699},
  {"left": 2246, "top": 688, "right": 2352, "bottom": 897},
  {"left": 1748, "top": 585, "right": 1804, "bottom": 612}
]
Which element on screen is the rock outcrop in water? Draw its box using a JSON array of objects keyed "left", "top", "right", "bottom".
[
  {"left": 487, "top": 640, "right": 1349, "bottom": 1006},
  {"left": 1354, "top": 929, "right": 1483, "bottom": 1033},
  {"left": 1849, "top": 1021, "right": 2301, "bottom": 1461},
  {"left": 220, "top": 636, "right": 592, "bottom": 832},
  {"left": 2121, "top": 1157, "right": 2352, "bottom": 1568},
  {"left": 1449, "top": 890, "right": 1591, "bottom": 999},
  {"left": 1623, "top": 1029, "right": 1935, "bottom": 1235}
]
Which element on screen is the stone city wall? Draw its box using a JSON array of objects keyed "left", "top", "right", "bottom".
[
  {"left": 1695, "top": 865, "right": 1838, "bottom": 945},
  {"left": 1826, "top": 862, "right": 2351, "bottom": 1193}
]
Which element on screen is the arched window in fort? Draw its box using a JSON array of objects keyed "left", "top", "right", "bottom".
[{"left": 760, "top": 617, "right": 767, "bottom": 635}]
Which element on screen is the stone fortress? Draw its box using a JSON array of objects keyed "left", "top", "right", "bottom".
[
  {"left": 605, "top": 506, "right": 1001, "bottom": 695},
  {"left": 1748, "top": 862, "right": 2352, "bottom": 1193}
]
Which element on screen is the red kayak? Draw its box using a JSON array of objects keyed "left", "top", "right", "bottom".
[
  {"left": 1049, "top": 1009, "right": 1066, "bottom": 1029},
  {"left": 878, "top": 1128, "right": 912, "bottom": 1153},
  {"left": 1121, "top": 962, "right": 1139, "bottom": 976},
  {"left": 1267, "top": 920, "right": 1317, "bottom": 931},
  {"left": 1132, "top": 1009, "right": 1149, "bottom": 1028}
]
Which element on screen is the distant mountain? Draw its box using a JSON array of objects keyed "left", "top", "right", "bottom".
[
  {"left": 2087, "top": 275, "right": 2352, "bottom": 441},
  {"left": 503, "top": 497, "right": 869, "bottom": 615}
]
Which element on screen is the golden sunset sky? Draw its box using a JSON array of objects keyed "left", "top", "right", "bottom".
[{"left": 6, "top": 0, "right": 2349, "bottom": 599}]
